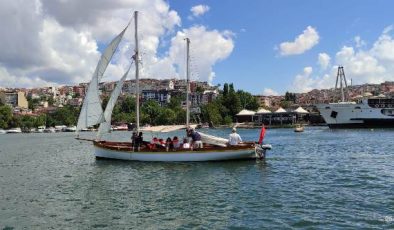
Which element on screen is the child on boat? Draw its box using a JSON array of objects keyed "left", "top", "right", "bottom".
[{"left": 182, "top": 138, "right": 190, "bottom": 149}]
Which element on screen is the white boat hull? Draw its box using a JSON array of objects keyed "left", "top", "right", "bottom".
[{"left": 94, "top": 144, "right": 256, "bottom": 162}]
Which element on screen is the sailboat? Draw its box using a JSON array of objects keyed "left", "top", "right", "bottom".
[{"left": 77, "top": 11, "right": 272, "bottom": 161}]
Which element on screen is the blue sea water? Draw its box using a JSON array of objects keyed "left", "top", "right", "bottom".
[{"left": 0, "top": 127, "right": 393, "bottom": 229}]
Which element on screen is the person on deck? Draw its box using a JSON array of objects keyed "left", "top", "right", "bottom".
[
  {"left": 228, "top": 128, "right": 242, "bottom": 145},
  {"left": 173, "top": 136, "right": 180, "bottom": 149},
  {"left": 188, "top": 128, "right": 203, "bottom": 149},
  {"left": 182, "top": 138, "right": 190, "bottom": 149},
  {"left": 165, "top": 137, "right": 174, "bottom": 151},
  {"left": 131, "top": 132, "right": 137, "bottom": 148},
  {"left": 134, "top": 132, "right": 144, "bottom": 151}
]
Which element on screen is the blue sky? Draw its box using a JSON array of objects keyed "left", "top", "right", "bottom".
[{"left": 166, "top": 0, "right": 394, "bottom": 94}]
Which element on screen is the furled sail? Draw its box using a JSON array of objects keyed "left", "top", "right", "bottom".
[
  {"left": 76, "top": 25, "right": 129, "bottom": 132},
  {"left": 199, "top": 132, "right": 229, "bottom": 147},
  {"left": 97, "top": 64, "right": 132, "bottom": 138}
]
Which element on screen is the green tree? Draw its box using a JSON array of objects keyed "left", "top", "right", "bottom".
[
  {"left": 223, "top": 83, "right": 229, "bottom": 97},
  {"left": 141, "top": 100, "right": 161, "bottom": 125},
  {"left": 237, "top": 90, "right": 259, "bottom": 111},
  {"left": 48, "top": 105, "right": 79, "bottom": 126},
  {"left": 20, "top": 115, "right": 36, "bottom": 130},
  {"left": 155, "top": 108, "right": 176, "bottom": 125},
  {"left": 0, "top": 105, "right": 12, "bottom": 129},
  {"left": 34, "top": 114, "right": 47, "bottom": 127},
  {"left": 167, "top": 96, "right": 183, "bottom": 109},
  {"left": 121, "top": 96, "right": 136, "bottom": 113},
  {"left": 201, "top": 102, "right": 222, "bottom": 126}
]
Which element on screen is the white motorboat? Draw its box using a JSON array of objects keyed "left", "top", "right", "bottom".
[
  {"left": 7, "top": 128, "right": 22, "bottom": 134},
  {"left": 44, "top": 127, "right": 56, "bottom": 133},
  {"left": 36, "top": 126, "right": 45, "bottom": 133},
  {"left": 65, "top": 126, "right": 77, "bottom": 132},
  {"left": 0, "top": 129, "right": 6, "bottom": 134},
  {"left": 294, "top": 124, "right": 304, "bottom": 132}
]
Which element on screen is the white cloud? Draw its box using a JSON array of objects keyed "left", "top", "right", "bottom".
[
  {"left": 318, "top": 53, "right": 331, "bottom": 70},
  {"left": 262, "top": 88, "right": 279, "bottom": 96},
  {"left": 290, "top": 66, "right": 335, "bottom": 93},
  {"left": 165, "top": 26, "right": 234, "bottom": 83},
  {"left": 190, "top": 4, "right": 210, "bottom": 17},
  {"left": 290, "top": 26, "right": 394, "bottom": 92},
  {"left": 0, "top": 0, "right": 233, "bottom": 88},
  {"left": 354, "top": 36, "right": 366, "bottom": 48},
  {"left": 291, "top": 67, "right": 314, "bottom": 93},
  {"left": 278, "top": 26, "right": 319, "bottom": 56}
]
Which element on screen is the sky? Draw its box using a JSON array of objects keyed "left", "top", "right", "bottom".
[{"left": 1, "top": 0, "right": 394, "bottom": 95}]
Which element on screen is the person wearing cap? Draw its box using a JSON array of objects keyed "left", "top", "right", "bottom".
[
  {"left": 228, "top": 128, "right": 242, "bottom": 145},
  {"left": 188, "top": 128, "right": 203, "bottom": 149}
]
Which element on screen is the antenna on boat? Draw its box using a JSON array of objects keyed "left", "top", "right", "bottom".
[
  {"left": 134, "top": 11, "right": 140, "bottom": 132},
  {"left": 335, "top": 66, "right": 348, "bottom": 102},
  {"left": 185, "top": 37, "right": 190, "bottom": 128}
]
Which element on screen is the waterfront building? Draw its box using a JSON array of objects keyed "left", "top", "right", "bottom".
[
  {"left": 235, "top": 109, "right": 256, "bottom": 122},
  {"left": 0, "top": 91, "right": 28, "bottom": 109},
  {"left": 141, "top": 89, "right": 171, "bottom": 106}
]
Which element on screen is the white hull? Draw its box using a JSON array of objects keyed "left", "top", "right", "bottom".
[
  {"left": 94, "top": 145, "right": 256, "bottom": 162},
  {"left": 6, "top": 128, "right": 22, "bottom": 134},
  {"left": 316, "top": 99, "right": 394, "bottom": 128}
]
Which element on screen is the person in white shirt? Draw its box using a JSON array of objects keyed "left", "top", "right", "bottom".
[{"left": 228, "top": 128, "right": 242, "bottom": 145}]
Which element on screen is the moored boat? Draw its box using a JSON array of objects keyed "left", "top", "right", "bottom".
[
  {"left": 294, "top": 124, "right": 304, "bottom": 132},
  {"left": 6, "top": 128, "right": 22, "bottom": 134},
  {"left": 65, "top": 126, "right": 77, "bottom": 132},
  {"left": 316, "top": 67, "right": 394, "bottom": 128}
]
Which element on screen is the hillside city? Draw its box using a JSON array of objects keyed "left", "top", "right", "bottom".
[{"left": 1, "top": 79, "right": 394, "bottom": 114}]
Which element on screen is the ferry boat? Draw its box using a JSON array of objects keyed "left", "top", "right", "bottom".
[
  {"left": 316, "top": 98, "right": 394, "bottom": 128},
  {"left": 316, "top": 66, "right": 394, "bottom": 128}
]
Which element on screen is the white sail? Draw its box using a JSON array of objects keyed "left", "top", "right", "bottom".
[
  {"left": 97, "top": 65, "right": 132, "bottom": 138},
  {"left": 199, "top": 132, "right": 229, "bottom": 147},
  {"left": 76, "top": 25, "right": 129, "bottom": 132}
]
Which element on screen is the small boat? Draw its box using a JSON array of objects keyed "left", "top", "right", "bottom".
[
  {"left": 294, "top": 124, "right": 304, "bottom": 132},
  {"left": 36, "top": 126, "right": 45, "bottom": 133},
  {"left": 0, "top": 129, "right": 6, "bottom": 134},
  {"left": 65, "top": 126, "right": 77, "bottom": 132},
  {"left": 113, "top": 124, "right": 128, "bottom": 131},
  {"left": 7, "top": 128, "right": 22, "bottom": 134},
  {"left": 44, "top": 127, "right": 56, "bottom": 133},
  {"left": 55, "top": 125, "right": 67, "bottom": 132}
]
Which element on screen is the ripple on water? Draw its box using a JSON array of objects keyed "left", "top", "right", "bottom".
[{"left": 0, "top": 128, "right": 393, "bottom": 228}]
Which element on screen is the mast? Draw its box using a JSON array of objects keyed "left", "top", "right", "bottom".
[
  {"left": 185, "top": 38, "right": 190, "bottom": 127},
  {"left": 134, "top": 11, "right": 140, "bottom": 132},
  {"left": 335, "top": 66, "right": 348, "bottom": 102}
]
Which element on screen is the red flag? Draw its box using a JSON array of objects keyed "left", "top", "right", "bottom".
[{"left": 258, "top": 125, "right": 266, "bottom": 144}]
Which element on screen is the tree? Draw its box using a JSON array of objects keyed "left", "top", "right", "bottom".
[
  {"left": 121, "top": 96, "right": 136, "bottom": 113},
  {"left": 167, "top": 96, "right": 182, "bottom": 109},
  {"left": 0, "top": 105, "right": 12, "bottom": 129},
  {"left": 237, "top": 90, "right": 259, "bottom": 111},
  {"left": 201, "top": 102, "right": 222, "bottom": 126},
  {"left": 34, "top": 114, "right": 47, "bottom": 127},
  {"left": 20, "top": 115, "right": 35, "bottom": 130},
  {"left": 223, "top": 83, "right": 229, "bottom": 97},
  {"left": 141, "top": 100, "right": 161, "bottom": 125},
  {"left": 155, "top": 108, "right": 176, "bottom": 125},
  {"left": 48, "top": 105, "right": 79, "bottom": 126}
]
